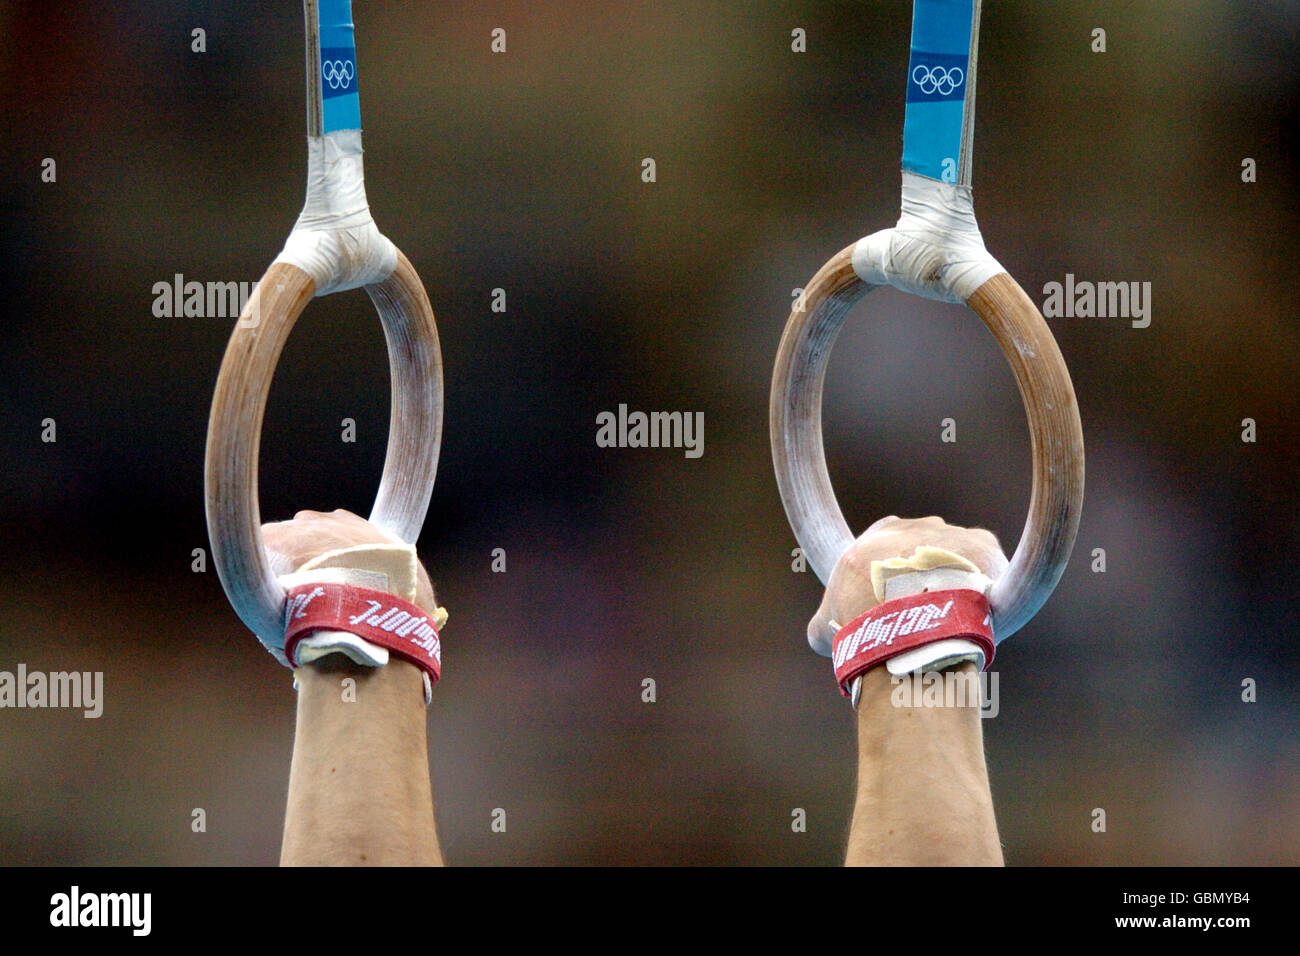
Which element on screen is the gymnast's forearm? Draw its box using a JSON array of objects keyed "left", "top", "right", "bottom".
[
  {"left": 845, "top": 662, "right": 1002, "bottom": 866},
  {"left": 281, "top": 656, "right": 442, "bottom": 866}
]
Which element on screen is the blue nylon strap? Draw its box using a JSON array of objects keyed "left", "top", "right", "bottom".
[
  {"left": 901, "top": 0, "right": 976, "bottom": 183},
  {"left": 318, "top": 0, "right": 360, "bottom": 133}
]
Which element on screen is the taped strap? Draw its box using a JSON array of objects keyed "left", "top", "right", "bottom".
[
  {"left": 832, "top": 588, "right": 993, "bottom": 698},
  {"left": 851, "top": 172, "right": 1004, "bottom": 304},
  {"left": 284, "top": 583, "right": 442, "bottom": 689},
  {"left": 272, "top": 130, "right": 398, "bottom": 296}
]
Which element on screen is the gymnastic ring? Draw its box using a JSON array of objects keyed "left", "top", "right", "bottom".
[
  {"left": 204, "top": 251, "right": 442, "bottom": 648},
  {"left": 770, "top": 243, "right": 1084, "bottom": 642}
]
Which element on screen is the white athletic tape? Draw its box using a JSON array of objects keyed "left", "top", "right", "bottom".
[
  {"left": 273, "top": 129, "right": 398, "bottom": 296},
  {"left": 851, "top": 171, "right": 1005, "bottom": 304},
  {"left": 869, "top": 544, "right": 989, "bottom": 604}
]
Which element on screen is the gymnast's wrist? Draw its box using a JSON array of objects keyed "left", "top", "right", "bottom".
[
  {"left": 854, "top": 660, "right": 984, "bottom": 723},
  {"left": 296, "top": 654, "right": 425, "bottom": 703}
]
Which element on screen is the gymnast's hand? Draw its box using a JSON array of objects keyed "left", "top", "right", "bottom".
[
  {"left": 267, "top": 510, "right": 444, "bottom": 867},
  {"left": 262, "top": 508, "right": 439, "bottom": 616},
  {"left": 806, "top": 515, "right": 1008, "bottom": 656}
]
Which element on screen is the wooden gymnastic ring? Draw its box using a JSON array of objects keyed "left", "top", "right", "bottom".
[
  {"left": 770, "top": 244, "right": 1084, "bottom": 641},
  {"left": 204, "top": 250, "right": 443, "bottom": 647}
]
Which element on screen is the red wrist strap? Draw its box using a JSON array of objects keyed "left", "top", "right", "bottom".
[
  {"left": 831, "top": 588, "right": 993, "bottom": 697},
  {"left": 283, "top": 583, "right": 442, "bottom": 686}
]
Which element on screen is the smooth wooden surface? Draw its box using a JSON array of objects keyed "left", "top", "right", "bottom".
[
  {"left": 205, "top": 252, "right": 443, "bottom": 646},
  {"left": 966, "top": 271, "right": 1084, "bottom": 639},
  {"left": 770, "top": 253, "right": 1084, "bottom": 642},
  {"left": 365, "top": 251, "right": 444, "bottom": 544},
  {"left": 769, "top": 244, "right": 873, "bottom": 583}
]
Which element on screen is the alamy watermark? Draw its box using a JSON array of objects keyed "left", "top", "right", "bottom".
[
  {"left": 1042, "top": 273, "right": 1151, "bottom": 328},
  {"left": 890, "top": 668, "right": 999, "bottom": 718},
  {"left": 50, "top": 886, "right": 150, "bottom": 936},
  {"left": 596, "top": 404, "right": 704, "bottom": 459},
  {"left": 152, "top": 273, "right": 258, "bottom": 325},
  {"left": 0, "top": 664, "right": 103, "bottom": 718}
]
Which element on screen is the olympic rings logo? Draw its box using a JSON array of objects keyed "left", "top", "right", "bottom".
[
  {"left": 322, "top": 59, "right": 355, "bottom": 90},
  {"left": 911, "top": 64, "right": 965, "bottom": 96}
]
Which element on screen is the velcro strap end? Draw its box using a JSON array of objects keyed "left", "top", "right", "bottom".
[
  {"left": 283, "top": 583, "right": 442, "bottom": 687},
  {"left": 831, "top": 589, "right": 993, "bottom": 697}
]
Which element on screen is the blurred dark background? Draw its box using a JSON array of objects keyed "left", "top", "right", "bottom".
[{"left": 0, "top": 0, "right": 1297, "bottom": 865}]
